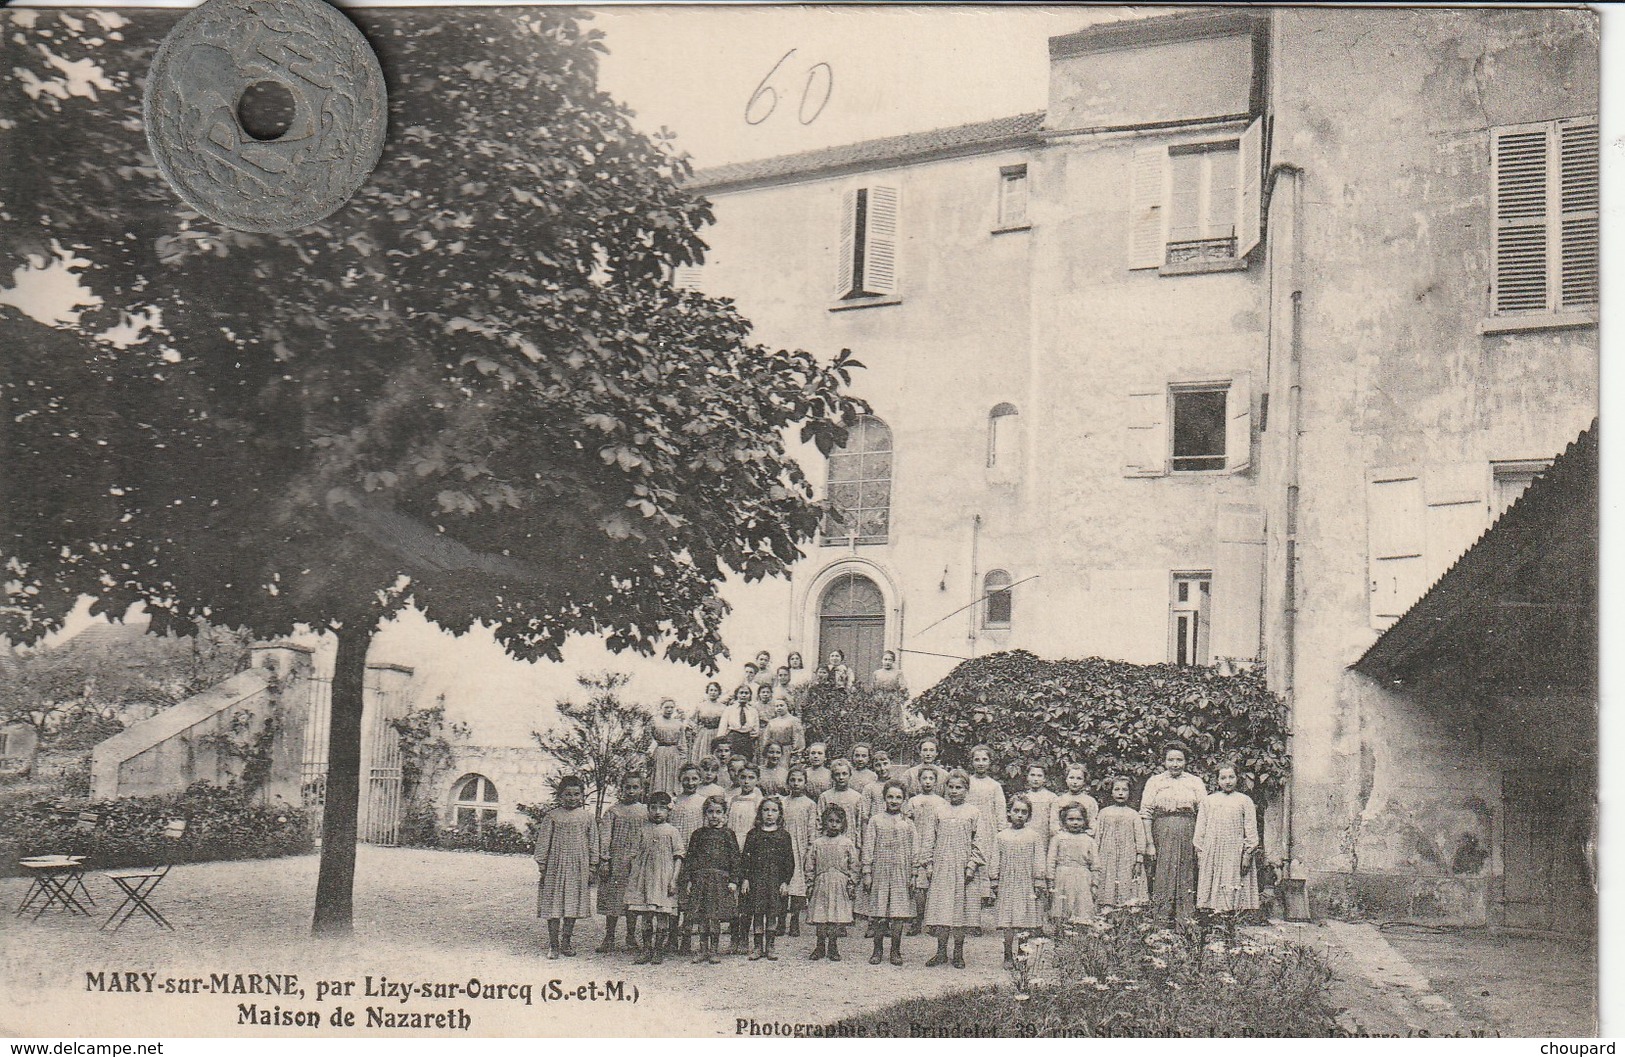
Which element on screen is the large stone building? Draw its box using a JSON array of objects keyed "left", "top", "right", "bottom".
[{"left": 683, "top": 7, "right": 1598, "bottom": 930}]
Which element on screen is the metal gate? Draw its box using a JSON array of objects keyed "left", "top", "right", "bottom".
[
  {"left": 360, "top": 664, "right": 408, "bottom": 846},
  {"left": 300, "top": 673, "right": 332, "bottom": 835}
]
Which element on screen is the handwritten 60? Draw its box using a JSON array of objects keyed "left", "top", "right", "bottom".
[{"left": 745, "top": 49, "right": 834, "bottom": 126}]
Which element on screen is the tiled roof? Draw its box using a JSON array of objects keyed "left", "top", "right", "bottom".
[{"left": 688, "top": 111, "right": 1046, "bottom": 192}]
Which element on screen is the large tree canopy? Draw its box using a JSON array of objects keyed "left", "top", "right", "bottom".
[{"left": 1, "top": 7, "right": 866, "bottom": 931}]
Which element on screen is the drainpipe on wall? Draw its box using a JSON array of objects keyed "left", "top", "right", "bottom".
[
  {"left": 967, "top": 513, "right": 983, "bottom": 656},
  {"left": 1267, "top": 160, "right": 1306, "bottom": 888}
]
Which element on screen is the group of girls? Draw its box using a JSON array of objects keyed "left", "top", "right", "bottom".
[{"left": 533, "top": 734, "right": 1259, "bottom": 968}]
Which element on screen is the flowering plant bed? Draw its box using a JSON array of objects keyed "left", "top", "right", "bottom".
[{"left": 843, "top": 906, "right": 1344, "bottom": 1037}]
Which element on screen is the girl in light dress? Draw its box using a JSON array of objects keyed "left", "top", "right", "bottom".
[
  {"left": 803, "top": 742, "right": 833, "bottom": 799},
  {"left": 534, "top": 775, "right": 598, "bottom": 959},
  {"left": 596, "top": 773, "right": 648, "bottom": 953},
  {"left": 905, "top": 765, "right": 948, "bottom": 935},
  {"left": 806, "top": 807, "right": 858, "bottom": 961},
  {"left": 669, "top": 763, "right": 709, "bottom": 954},
  {"left": 626, "top": 792, "right": 684, "bottom": 964},
  {"left": 1193, "top": 762, "right": 1260, "bottom": 937},
  {"left": 1051, "top": 762, "right": 1100, "bottom": 841},
  {"left": 727, "top": 763, "right": 766, "bottom": 954},
  {"left": 694, "top": 755, "right": 728, "bottom": 803},
  {"left": 1048, "top": 802, "right": 1100, "bottom": 926},
  {"left": 648, "top": 698, "right": 686, "bottom": 796},
  {"left": 761, "top": 695, "right": 805, "bottom": 767},
  {"left": 680, "top": 796, "right": 741, "bottom": 965},
  {"left": 1020, "top": 761, "right": 1059, "bottom": 859},
  {"left": 786, "top": 650, "right": 813, "bottom": 691},
  {"left": 687, "top": 682, "right": 726, "bottom": 767},
  {"left": 817, "top": 758, "right": 863, "bottom": 852},
  {"left": 737, "top": 797, "right": 797, "bottom": 960},
  {"left": 860, "top": 780, "right": 919, "bottom": 965},
  {"left": 918, "top": 769, "right": 985, "bottom": 969},
  {"left": 965, "top": 745, "right": 1007, "bottom": 925},
  {"left": 1094, "top": 776, "right": 1150, "bottom": 908},
  {"left": 857, "top": 751, "right": 896, "bottom": 836},
  {"left": 849, "top": 743, "right": 878, "bottom": 791},
  {"left": 989, "top": 794, "right": 1047, "bottom": 969},
  {"left": 780, "top": 766, "right": 819, "bottom": 940},
  {"left": 759, "top": 741, "right": 790, "bottom": 796},
  {"left": 1141, "top": 741, "right": 1208, "bottom": 923},
  {"left": 870, "top": 650, "right": 909, "bottom": 727},
  {"left": 904, "top": 738, "right": 944, "bottom": 796}
]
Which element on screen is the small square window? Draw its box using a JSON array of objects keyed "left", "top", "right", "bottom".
[{"left": 1171, "top": 388, "right": 1227, "bottom": 472}]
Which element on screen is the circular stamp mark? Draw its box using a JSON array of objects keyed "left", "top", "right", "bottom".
[{"left": 144, "top": 0, "right": 387, "bottom": 233}]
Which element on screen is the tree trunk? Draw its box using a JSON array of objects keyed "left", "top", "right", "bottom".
[{"left": 313, "top": 621, "right": 370, "bottom": 935}]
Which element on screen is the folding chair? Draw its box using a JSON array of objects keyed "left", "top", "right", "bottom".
[
  {"left": 101, "top": 819, "right": 186, "bottom": 933},
  {"left": 16, "top": 810, "right": 100, "bottom": 920}
]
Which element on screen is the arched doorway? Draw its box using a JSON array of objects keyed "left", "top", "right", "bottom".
[{"left": 819, "top": 573, "right": 886, "bottom": 688}]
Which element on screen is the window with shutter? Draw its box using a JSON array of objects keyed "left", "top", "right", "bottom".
[
  {"left": 1491, "top": 116, "right": 1597, "bottom": 317},
  {"left": 1122, "top": 385, "right": 1168, "bottom": 477},
  {"left": 987, "top": 403, "right": 1020, "bottom": 468},
  {"left": 1169, "top": 572, "right": 1212, "bottom": 666},
  {"left": 834, "top": 185, "right": 901, "bottom": 301},
  {"left": 1130, "top": 118, "right": 1263, "bottom": 271},
  {"left": 672, "top": 265, "right": 704, "bottom": 291},
  {"left": 1169, "top": 385, "right": 1227, "bottom": 472},
  {"left": 997, "top": 165, "right": 1029, "bottom": 229}
]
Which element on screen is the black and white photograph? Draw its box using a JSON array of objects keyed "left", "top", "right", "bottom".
[{"left": 0, "top": 0, "right": 1610, "bottom": 1040}]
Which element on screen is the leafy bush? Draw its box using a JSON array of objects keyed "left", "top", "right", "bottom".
[
  {"left": 796, "top": 683, "right": 910, "bottom": 759},
  {"left": 0, "top": 781, "right": 312, "bottom": 876},
  {"left": 532, "top": 672, "right": 650, "bottom": 821},
  {"left": 439, "top": 819, "right": 531, "bottom": 855},
  {"left": 915, "top": 651, "right": 1289, "bottom": 800},
  {"left": 844, "top": 906, "right": 1343, "bottom": 1037}
]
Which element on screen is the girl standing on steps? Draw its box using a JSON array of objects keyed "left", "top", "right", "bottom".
[
  {"left": 806, "top": 806, "right": 858, "bottom": 961},
  {"left": 919, "top": 769, "right": 985, "bottom": 969},
  {"left": 860, "top": 780, "right": 918, "bottom": 965},
  {"left": 648, "top": 698, "right": 685, "bottom": 797},
  {"left": 737, "top": 797, "right": 796, "bottom": 961},
  {"left": 534, "top": 775, "right": 598, "bottom": 960}
]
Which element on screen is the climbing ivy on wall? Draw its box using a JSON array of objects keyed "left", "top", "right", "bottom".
[{"left": 914, "top": 651, "right": 1290, "bottom": 800}]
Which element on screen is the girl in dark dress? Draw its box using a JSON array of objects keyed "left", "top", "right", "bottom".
[
  {"left": 679, "top": 795, "right": 740, "bottom": 965},
  {"left": 737, "top": 797, "right": 797, "bottom": 960}
]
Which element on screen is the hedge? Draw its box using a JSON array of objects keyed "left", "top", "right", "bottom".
[
  {"left": 0, "top": 781, "right": 313, "bottom": 876},
  {"left": 914, "top": 651, "right": 1289, "bottom": 801}
]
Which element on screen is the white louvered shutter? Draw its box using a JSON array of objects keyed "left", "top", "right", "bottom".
[
  {"left": 673, "top": 265, "right": 704, "bottom": 292},
  {"left": 1557, "top": 117, "right": 1599, "bottom": 309},
  {"left": 834, "top": 188, "right": 858, "bottom": 299},
  {"left": 1129, "top": 147, "right": 1168, "bottom": 270},
  {"left": 1122, "top": 385, "right": 1168, "bottom": 477},
  {"left": 1491, "top": 123, "right": 1551, "bottom": 314},
  {"left": 861, "top": 185, "right": 900, "bottom": 296},
  {"left": 1225, "top": 371, "right": 1252, "bottom": 473},
  {"left": 1367, "top": 469, "right": 1426, "bottom": 628},
  {"left": 1236, "top": 117, "right": 1264, "bottom": 260},
  {"left": 1210, "top": 504, "right": 1265, "bottom": 661}
]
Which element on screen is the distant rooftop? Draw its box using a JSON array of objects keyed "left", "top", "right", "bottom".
[{"left": 688, "top": 111, "right": 1046, "bottom": 194}]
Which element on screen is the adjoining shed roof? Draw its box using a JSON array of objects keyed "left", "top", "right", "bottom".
[
  {"left": 1352, "top": 421, "right": 1598, "bottom": 691},
  {"left": 687, "top": 111, "right": 1045, "bottom": 193}
]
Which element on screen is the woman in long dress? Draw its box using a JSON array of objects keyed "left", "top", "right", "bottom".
[
  {"left": 648, "top": 698, "right": 685, "bottom": 796},
  {"left": 871, "top": 650, "right": 909, "bottom": 727},
  {"left": 1193, "top": 763, "right": 1259, "bottom": 935},
  {"left": 1140, "top": 742, "right": 1208, "bottom": 923},
  {"left": 761, "top": 695, "right": 805, "bottom": 763},
  {"left": 919, "top": 769, "right": 985, "bottom": 968},
  {"left": 687, "top": 681, "right": 726, "bottom": 767}
]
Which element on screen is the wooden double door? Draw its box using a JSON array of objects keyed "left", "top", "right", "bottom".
[
  {"left": 818, "top": 572, "right": 886, "bottom": 688},
  {"left": 1501, "top": 767, "right": 1594, "bottom": 934}
]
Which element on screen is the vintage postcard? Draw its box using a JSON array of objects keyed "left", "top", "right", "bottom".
[{"left": 0, "top": 1, "right": 1608, "bottom": 1040}]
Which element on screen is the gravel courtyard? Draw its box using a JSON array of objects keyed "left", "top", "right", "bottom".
[{"left": 2, "top": 846, "right": 1008, "bottom": 1037}]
